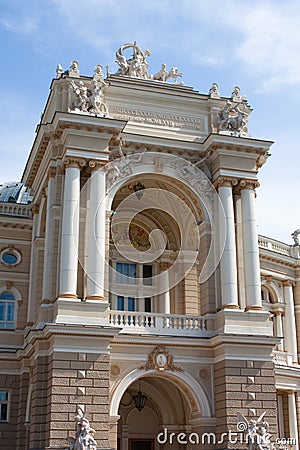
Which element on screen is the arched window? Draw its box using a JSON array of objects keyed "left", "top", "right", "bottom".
[{"left": 0, "top": 292, "right": 16, "bottom": 329}]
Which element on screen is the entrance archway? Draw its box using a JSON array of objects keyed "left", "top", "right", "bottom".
[{"left": 110, "top": 369, "right": 212, "bottom": 450}]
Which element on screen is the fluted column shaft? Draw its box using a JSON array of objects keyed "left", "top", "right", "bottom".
[
  {"left": 240, "top": 181, "right": 262, "bottom": 310},
  {"left": 86, "top": 161, "right": 106, "bottom": 300},
  {"left": 59, "top": 158, "right": 85, "bottom": 298},
  {"left": 284, "top": 281, "right": 298, "bottom": 363},
  {"left": 217, "top": 179, "right": 239, "bottom": 308},
  {"left": 42, "top": 167, "right": 56, "bottom": 301}
]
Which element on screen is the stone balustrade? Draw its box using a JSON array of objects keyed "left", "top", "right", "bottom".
[
  {"left": 0, "top": 202, "right": 33, "bottom": 219},
  {"left": 109, "top": 310, "right": 212, "bottom": 337}
]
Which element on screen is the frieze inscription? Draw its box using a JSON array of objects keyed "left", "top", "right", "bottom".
[{"left": 111, "top": 105, "right": 206, "bottom": 131}]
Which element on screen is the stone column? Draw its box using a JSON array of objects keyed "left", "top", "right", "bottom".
[
  {"left": 217, "top": 178, "right": 239, "bottom": 308},
  {"left": 27, "top": 205, "right": 40, "bottom": 323},
  {"left": 294, "top": 272, "right": 300, "bottom": 361},
  {"left": 85, "top": 160, "right": 106, "bottom": 300},
  {"left": 239, "top": 180, "right": 262, "bottom": 310},
  {"left": 159, "top": 263, "right": 170, "bottom": 314},
  {"left": 59, "top": 157, "right": 85, "bottom": 298},
  {"left": 288, "top": 390, "right": 299, "bottom": 450},
  {"left": 283, "top": 281, "right": 298, "bottom": 363},
  {"left": 42, "top": 166, "right": 56, "bottom": 302},
  {"left": 274, "top": 309, "right": 284, "bottom": 351}
]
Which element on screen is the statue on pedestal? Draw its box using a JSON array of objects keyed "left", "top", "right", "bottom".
[
  {"left": 218, "top": 101, "right": 248, "bottom": 135},
  {"left": 237, "top": 411, "right": 274, "bottom": 449},
  {"left": 66, "top": 407, "right": 97, "bottom": 450}
]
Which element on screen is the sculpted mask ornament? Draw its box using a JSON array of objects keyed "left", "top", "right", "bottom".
[{"left": 140, "top": 345, "right": 183, "bottom": 372}]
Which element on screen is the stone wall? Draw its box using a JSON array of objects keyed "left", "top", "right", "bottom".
[{"left": 214, "top": 359, "right": 278, "bottom": 449}]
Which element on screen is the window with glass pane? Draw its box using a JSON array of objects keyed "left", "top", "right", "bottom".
[
  {"left": 2, "top": 253, "right": 17, "bottom": 265},
  {"left": 128, "top": 297, "right": 135, "bottom": 312},
  {"left": 117, "top": 296, "right": 125, "bottom": 311},
  {"left": 145, "top": 297, "right": 152, "bottom": 313},
  {"left": 116, "top": 263, "right": 137, "bottom": 284},
  {"left": 143, "top": 265, "right": 153, "bottom": 285},
  {"left": 0, "top": 292, "right": 15, "bottom": 329},
  {"left": 0, "top": 391, "right": 8, "bottom": 422}
]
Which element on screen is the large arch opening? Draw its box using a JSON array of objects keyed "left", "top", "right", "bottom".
[{"left": 110, "top": 369, "right": 212, "bottom": 450}]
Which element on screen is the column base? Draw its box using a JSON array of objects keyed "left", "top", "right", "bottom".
[
  {"left": 85, "top": 295, "right": 106, "bottom": 301},
  {"left": 57, "top": 293, "right": 78, "bottom": 299},
  {"left": 245, "top": 305, "right": 264, "bottom": 311},
  {"left": 221, "top": 304, "right": 240, "bottom": 310}
]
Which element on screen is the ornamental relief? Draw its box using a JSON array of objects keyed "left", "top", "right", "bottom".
[{"left": 140, "top": 345, "right": 183, "bottom": 372}]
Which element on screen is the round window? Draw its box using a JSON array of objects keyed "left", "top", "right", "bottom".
[
  {"left": 0, "top": 248, "right": 21, "bottom": 267},
  {"left": 2, "top": 253, "right": 18, "bottom": 265}
]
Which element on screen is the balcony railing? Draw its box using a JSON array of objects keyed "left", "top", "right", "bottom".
[
  {"left": 258, "top": 235, "right": 293, "bottom": 257},
  {"left": 109, "top": 310, "right": 212, "bottom": 337},
  {"left": 0, "top": 202, "right": 33, "bottom": 219}
]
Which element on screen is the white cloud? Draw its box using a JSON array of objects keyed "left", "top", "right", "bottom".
[
  {"left": 47, "top": 0, "right": 300, "bottom": 93},
  {"left": 1, "top": 16, "right": 37, "bottom": 34}
]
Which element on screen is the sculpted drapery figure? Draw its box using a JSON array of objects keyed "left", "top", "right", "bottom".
[
  {"left": 114, "top": 42, "right": 183, "bottom": 84},
  {"left": 236, "top": 412, "right": 273, "bottom": 450},
  {"left": 69, "top": 64, "right": 108, "bottom": 115},
  {"left": 67, "top": 408, "right": 97, "bottom": 450},
  {"left": 218, "top": 100, "right": 248, "bottom": 135}
]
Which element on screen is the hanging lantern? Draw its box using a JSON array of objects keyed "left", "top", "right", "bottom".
[{"left": 133, "top": 381, "right": 147, "bottom": 411}]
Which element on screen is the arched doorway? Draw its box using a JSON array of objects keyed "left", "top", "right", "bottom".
[
  {"left": 110, "top": 369, "right": 212, "bottom": 450},
  {"left": 118, "top": 376, "right": 192, "bottom": 450}
]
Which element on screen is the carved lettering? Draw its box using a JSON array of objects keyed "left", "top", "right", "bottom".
[{"left": 111, "top": 106, "right": 205, "bottom": 131}]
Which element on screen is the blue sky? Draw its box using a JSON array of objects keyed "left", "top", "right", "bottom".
[{"left": 0, "top": 0, "right": 299, "bottom": 243}]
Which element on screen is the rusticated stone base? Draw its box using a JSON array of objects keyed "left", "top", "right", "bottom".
[{"left": 214, "top": 358, "right": 278, "bottom": 449}]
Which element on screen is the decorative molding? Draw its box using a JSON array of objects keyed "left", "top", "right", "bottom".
[
  {"left": 87, "top": 160, "right": 106, "bottom": 173},
  {"left": 110, "top": 365, "right": 121, "bottom": 377},
  {"left": 283, "top": 280, "right": 295, "bottom": 287},
  {"left": 140, "top": 345, "right": 183, "bottom": 372},
  {"left": 214, "top": 176, "right": 238, "bottom": 189},
  {"left": 62, "top": 157, "right": 86, "bottom": 170},
  {"left": 237, "top": 179, "right": 260, "bottom": 192}
]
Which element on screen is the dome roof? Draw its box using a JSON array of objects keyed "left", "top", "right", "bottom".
[{"left": 0, "top": 181, "right": 33, "bottom": 204}]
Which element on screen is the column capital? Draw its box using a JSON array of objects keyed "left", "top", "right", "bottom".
[
  {"left": 87, "top": 159, "right": 106, "bottom": 173},
  {"left": 62, "top": 157, "right": 86, "bottom": 170},
  {"left": 283, "top": 280, "right": 295, "bottom": 287},
  {"left": 46, "top": 165, "right": 57, "bottom": 182},
  {"left": 214, "top": 176, "right": 238, "bottom": 189},
  {"left": 264, "top": 275, "right": 273, "bottom": 283},
  {"left": 159, "top": 261, "right": 171, "bottom": 272},
  {"left": 237, "top": 179, "right": 260, "bottom": 192},
  {"left": 32, "top": 204, "right": 40, "bottom": 215}
]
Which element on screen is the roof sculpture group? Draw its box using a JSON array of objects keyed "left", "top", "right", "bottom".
[{"left": 56, "top": 41, "right": 250, "bottom": 136}]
